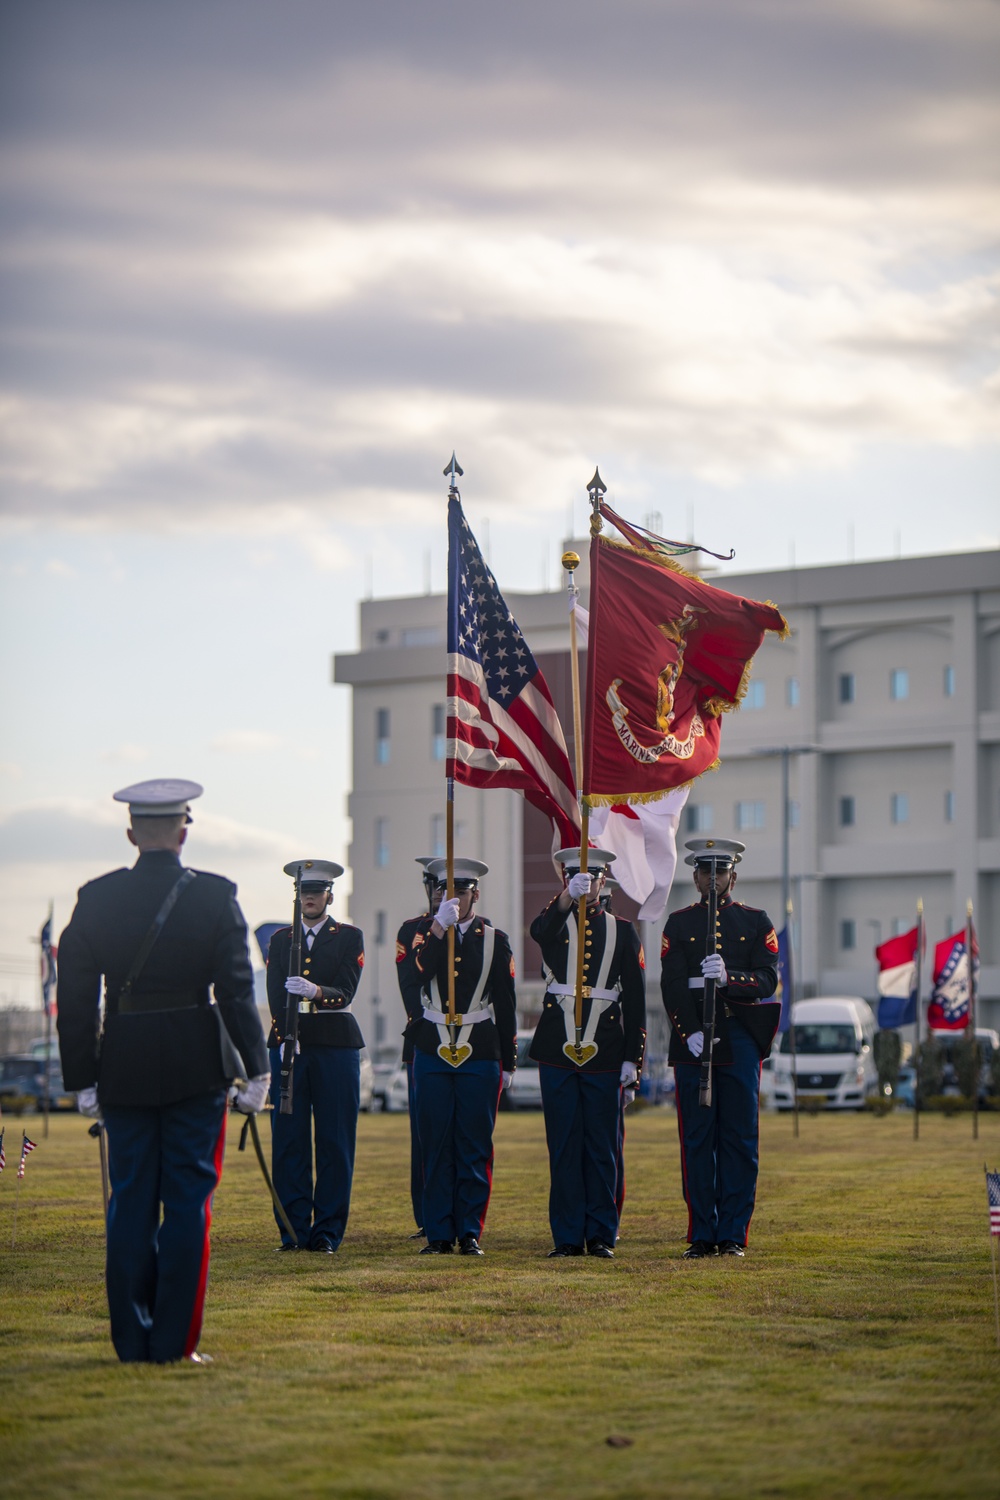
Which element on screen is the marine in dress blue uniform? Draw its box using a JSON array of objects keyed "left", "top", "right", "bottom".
[
  {"left": 266, "top": 860, "right": 365, "bottom": 1253},
  {"left": 660, "top": 838, "right": 781, "bottom": 1258},
  {"left": 529, "top": 848, "right": 646, "bottom": 1259},
  {"left": 407, "top": 858, "right": 517, "bottom": 1256},
  {"left": 56, "top": 780, "right": 269, "bottom": 1364},
  {"left": 395, "top": 856, "right": 438, "bottom": 1235}
]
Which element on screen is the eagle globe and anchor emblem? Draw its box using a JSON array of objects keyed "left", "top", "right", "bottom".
[{"left": 605, "top": 604, "right": 709, "bottom": 764}]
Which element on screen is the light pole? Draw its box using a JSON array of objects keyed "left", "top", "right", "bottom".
[{"left": 748, "top": 744, "right": 819, "bottom": 921}]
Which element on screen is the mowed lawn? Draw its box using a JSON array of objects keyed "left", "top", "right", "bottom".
[{"left": 2, "top": 1106, "right": 999, "bottom": 1500}]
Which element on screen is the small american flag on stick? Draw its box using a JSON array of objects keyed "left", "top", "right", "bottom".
[
  {"left": 18, "top": 1134, "right": 36, "bottom": 1179},
  {"left": 0, "top": 1128, "right": 5, "bottom": 1172},
  {"left": 988, "top": 1170, "right": 1000, "bottom": 1237}
]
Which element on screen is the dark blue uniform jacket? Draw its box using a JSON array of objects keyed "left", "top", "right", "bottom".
[
  {"left": 403, "top": 918, "right": 517, "bottom": 1072},
  {"left": 528, "top": 898, "right": 646, "bottom": 1075},
  {"left": 660, "top": 897, "right": 780, "bottom": 1066},
  {"left": 266, "top": 917, "right": 365, "bottom": 1049},
  {"left": 57, "top": 849, "right": 268, "bottom": 1107}
]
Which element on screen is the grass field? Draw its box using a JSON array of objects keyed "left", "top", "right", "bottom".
[{"left": 2, "top": 1105, "right": 999, "bottom": 1499}]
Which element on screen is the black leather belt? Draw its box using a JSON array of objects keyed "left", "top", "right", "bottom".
[{"left": 116, "top": 991, "right": 202, "bottom": 1015}]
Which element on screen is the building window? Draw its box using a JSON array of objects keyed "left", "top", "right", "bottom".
[
  {"left": 890, "top": 669, "right": 909, "bottom": 701},
  {"left": 839, "top": 796, "right": 855, "bottom": 827},
  {"left": 786, "top": 677, "right": 800, "bottom": 707},
  {"left": 735, "top": 800, "right": 765, "bottom": 832},
  {"left": 838, "top": 673, "right": 855, "bottom": 704},
  {"left": 374, "top": 910, "right": 387, "bottom": 946},
  {"left": 788, "top": 800, "right": 800, "bottom": 829},
  {"left": 890, "top": 793, "right": 909, "bottom": 825},
  {"left": 943, "top": 665, "right": 955, "bottom": 697},
  {"left": 431, "top": 813, "right": 445, "bottom": 858},
  {"left": 374, "top": 817, "right": 389, "bottom": 868},
  {"left": 431, "top": 703, "right": 446, "bottom": 762},
  {"left": 890, "top": 917, "right": 908, "bottom": 938},
  {"left": 840, "top": 920, "right": 856, "bottom": 951},
  {"left": 685, "top": 803, "right": 713, "bottom": 833},
  {"left": 944, "top": 790, "right": 954, "bottom": 823},
  {"left": 744, "top": 681, "right": 765, "bottom": 710},
  {"left": 375, "top": 707, "right": 391, "bottom": 764}
]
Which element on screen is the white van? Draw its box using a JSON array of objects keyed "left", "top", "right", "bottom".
[{"left": 771, "top": 997, "right": 878, "bottom": 1111}]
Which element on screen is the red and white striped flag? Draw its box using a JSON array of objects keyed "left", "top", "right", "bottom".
[
  {"left": 987, "top": 1170, "right": 1000, "bottom": 1237},
  {"left": 447, "top": 496, "right": 580, "bottom": 847},
  {"left": 18, "top": 1133, "right": 36, "bottom": 1179}
]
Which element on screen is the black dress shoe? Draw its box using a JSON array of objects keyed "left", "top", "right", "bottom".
[
  {"left": 683, "top": 1240, "right": 719, "bottom": 1259},
  {"left": 586, "top": 1239, "right": 615, "bottom": 1259},
  {"left": 274, "top": 1243, "right": 300, "bottom": 1252},
  {"left": 718, "top": 1240, "right": 746, "bottom": 1257},
  {"left": 547, "top": 1243, "right": 584, "bottom": 1258},
  {"left": 419, "top": 1239, "right": 454, "bottom": 1255},
  {"left": 459, "top": 1234, "right": 484, "bottom": 1256},
  {"left": 309, "top": 1235, "right": 336, "bottom": 1254}
]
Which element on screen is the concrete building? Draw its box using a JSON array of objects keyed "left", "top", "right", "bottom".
[{"left": 333, "top": 546, "right": 1000, "bottom": 1058}]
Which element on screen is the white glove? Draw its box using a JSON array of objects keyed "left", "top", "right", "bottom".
[
  {"left": 623, "top": 1086, "right": 637, "bottom": 1108},
  {"left": 75, "top": 1086, "right": 102, "bottom": 1119},
  {"left": 230, "top": 1073, "right": 271, "bottom": 1114},
  {"left": 502, "top": 1071, "right": 514, "bottom": 1091},
  {"left": 620, "top": 1062, "right": 638, "bottom": 1087},
  {"left": 701, "top": 953, "right": 728, "bottom": 985},
  {"left": 568, "top": 872, "right": 592, "bottom": 900},
  {"left": 285, "top": 975, "right": 320, "bottom": 999},
  {"left": 434, "top": 897, "right": 461, "bottom": 929},
  {"left": 687, "top": 1030, "right": 705, "bottom": 1059}
]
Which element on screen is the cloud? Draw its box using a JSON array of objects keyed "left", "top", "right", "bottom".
[
  {"left": 99, "top": 742, "right": 150, "bottom": 764},
  {"left": 0, "top": 0, "right": 996, "bottom": 533},
  {"left": 209, "top": 730, "right": 284, "bottom": 754},
  {"left": 0, "top": 798, "right": 293, "bottom": 866}
]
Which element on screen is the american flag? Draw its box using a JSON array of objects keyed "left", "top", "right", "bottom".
[
  {"left": 18, "top": 1133, "right": 36, "bottom": 1179},
  {"left": 0, "top": 1128, "right": 5, "bottom": 1173},
  {"left": 988, "top": 1170, "right": 1000, "bottom": 1238},
  {"left": 447, "top": 496, "right": 579, "bottom": 847}
]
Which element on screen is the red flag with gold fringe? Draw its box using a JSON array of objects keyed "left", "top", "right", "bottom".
[{"left": 583, "top": 511, "right": 787, "bottom": 806}]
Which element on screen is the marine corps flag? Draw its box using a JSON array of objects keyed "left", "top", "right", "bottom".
[{"left": 583, "top": 508, "right": 787, "bottom": 804}]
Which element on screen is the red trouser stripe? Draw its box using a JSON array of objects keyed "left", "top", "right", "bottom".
[{"left": 183, "top": 1105, "right": 228, "bottom": 1358}]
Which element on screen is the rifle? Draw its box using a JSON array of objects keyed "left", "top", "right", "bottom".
[
  {"left": 279, "top": 864, "right": 303, "bottom": 1116},
  {"left": 698, "top": 858, "right": 720, "bottom": 1108}
]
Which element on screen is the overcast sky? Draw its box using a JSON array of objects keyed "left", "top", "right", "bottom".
[{"left": 1, "top": 0, "right": 997, "bottom": 1002}]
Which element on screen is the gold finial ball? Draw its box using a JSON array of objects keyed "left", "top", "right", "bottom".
[{"left": 562, "top": 551, "right": 580, "bottom": 572}]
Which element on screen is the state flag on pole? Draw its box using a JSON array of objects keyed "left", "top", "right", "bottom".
[
  {"left": 987, "top": 1171, "right": 1000, "bottom": 1237},
  {"left": 447, "top": 496, "right": 580, "bottom": 847},
  {"left": 571, "top": 598, "right": 688, "bottom": 919},
  {"left": 40, "top": 909, "right": 57, "bottom": 1018},
  {"left": 927, "top": 927, "right": 978, "bottom": 1031},
  {"left": 583, "top": 507, "right": 787, "bottom": 805},
  {"left": 776, "top": 926, "right": 794, "bottom": 1033},
  {"left": 876, "top": 927, "right": 919, "bottom": 1029}
]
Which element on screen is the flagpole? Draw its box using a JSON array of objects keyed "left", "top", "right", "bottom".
[
  {"left": 786, "top": 898, "right": 799, "bottom": 1140},
  {"left": 444, "top": 455, "right": 462, "bottom": 1040},
  {"left": 42, "top": 902, "right": 53, "bottom": 1141},
  {"left": 562, "top": 546, "right": 589, "bottom": 1046},
  {"left": 913, "top": 898, "right": 923, "bottom": 1143},
  {"left": 968, "top": 899, "right": 978, "bottom": 1143}
]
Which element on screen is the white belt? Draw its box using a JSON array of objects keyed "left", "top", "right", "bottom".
[
  {"left": 548, "top": 982, "right": 619, "bottom": 1002},
  {"left": 688, "top": 978, "right": 705, "bottom": 990},
  {"left": 422, "top": 1006, "right": 492, "bottom": 1026},
  {"left": 298, "top": 1000, "right": 354, "bottom": 1014}
]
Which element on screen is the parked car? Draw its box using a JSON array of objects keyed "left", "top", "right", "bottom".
[
  {"left": 372, "top": 1062, "right": 410, "bottom": 1113},
  {"left": 890, "top": 1065, "right": 916, "bottom": 1109},
  {"left": 0, "top": 1053, "right": 44, "bottom": 1112},
  {"left": 638, "top": 1055, "right": 675, "bottom": 1106},
  {"left": 359, "top": 1051, "right": 375, "bottom": 1112},
  {"left": 503, "top": 1031, "right": 542, "bottom": 1109},
  {"left": 772, "top": 997, "right": 879, "bottom": 1111},
  {"left": 930, "top": 1027, "right": 999, "bottom": 1104}
]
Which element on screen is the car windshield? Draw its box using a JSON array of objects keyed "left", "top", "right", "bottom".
[
  {"left": 1, "top": 1059, "right": 38, "bottom": 1083},
  {"left": 781, "top": 1024, "right": 859, "bottom": 1055},
  {"left": 515, "top": 1037, "right": 538, "bottom": 1069}
]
